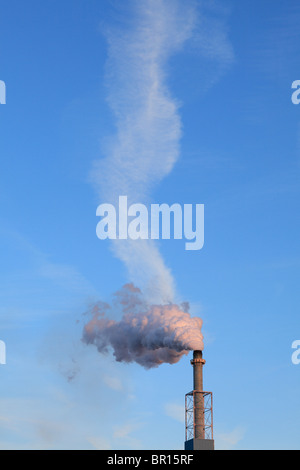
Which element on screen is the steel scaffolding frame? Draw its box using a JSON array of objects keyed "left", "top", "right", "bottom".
[{"left": 185, "top": 391, "right": 213, "bottom": 441}]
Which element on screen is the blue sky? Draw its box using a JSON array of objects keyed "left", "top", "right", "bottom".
[{"left": 0, "top": 0, "right": 299, "bottom": 450}]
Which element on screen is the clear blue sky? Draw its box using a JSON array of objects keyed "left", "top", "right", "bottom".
[{"left": 0, "top": 0, "right": 299, "bottom": 450}]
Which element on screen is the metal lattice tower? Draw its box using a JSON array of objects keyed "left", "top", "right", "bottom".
[{"left": 185, "top": 391, "right": 213, "bottom": 441}]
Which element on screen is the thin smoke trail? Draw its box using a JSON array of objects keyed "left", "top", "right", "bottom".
[{"left": 91, "top": 0, "right": 197, "bottom": 303}]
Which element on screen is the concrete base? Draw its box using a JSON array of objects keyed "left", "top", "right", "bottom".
[{"left": 184, "top": 439, "right": 215, "bottom": 451}]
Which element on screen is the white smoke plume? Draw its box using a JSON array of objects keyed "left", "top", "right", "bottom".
[
  {"left": 84, "top": 1, "right": 233, "bottom": 367},
  {"left": 82, "top": 284, "right": 203, "bottom": 369},
  {"left": 90, "top": 0, "right": 234, "bottom": 302},
  {"left": 91, "top": 0, "right": 198, "bottom": 303},
  {"left": 91, "top": 0, "right": 233, "bottom": 303}
]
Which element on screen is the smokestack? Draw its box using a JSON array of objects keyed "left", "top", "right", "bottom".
[
  {"left": 191, "top": 350, "right": 205, "bottom": 440},
  {"left": 184, "top": 350, "right": 214, "bottom": 451}
]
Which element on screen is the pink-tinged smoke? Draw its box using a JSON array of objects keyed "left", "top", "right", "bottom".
[{"left": 82, "top": 284, "right": 204, "bottom": 369}]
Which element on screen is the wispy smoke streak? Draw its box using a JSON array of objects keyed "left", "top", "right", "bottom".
[
  {"left": 91, "top": 0, "right": 197, "bottom": 303},
  {"left": 82, "top": 284, "right": 203, "bottom": 369}
]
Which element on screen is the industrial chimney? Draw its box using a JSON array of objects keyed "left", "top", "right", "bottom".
[{"left": 184, "top": 350, "right": 214, "bottom": 450}]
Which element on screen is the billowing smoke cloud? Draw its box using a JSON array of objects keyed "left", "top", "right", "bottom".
[{"left": 82, "top": 284, "right": 203, "bottom": 369}]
